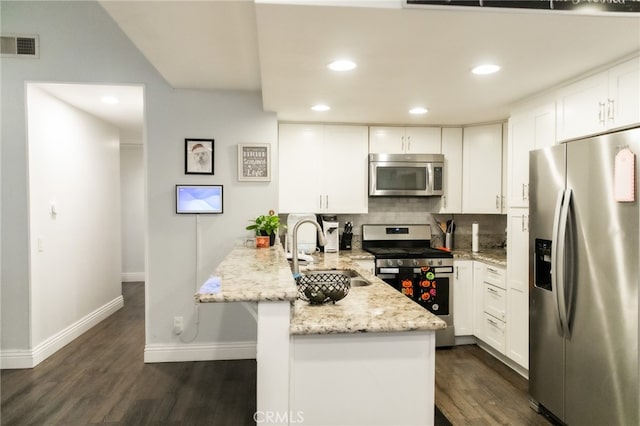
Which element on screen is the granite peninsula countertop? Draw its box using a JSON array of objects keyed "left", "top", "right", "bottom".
[
  {"left": 195, "top": 244, "right": 446, "bottom": 335},
  {"left": 195, "top": 244, "right": 297, "bottom": 303},
  {"left": 291, "top": 251, "right": 446, "bottom": 335}
]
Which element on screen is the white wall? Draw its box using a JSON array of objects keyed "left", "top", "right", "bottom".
[
  {"left": 120, "top": 144, "right": 145, "bottom": 282},
  {"left": 26, "top": 84, "right": 123, "bottom": 348},
  {"left": 1, "top": 1, "right": 277, "bottom": 365}
]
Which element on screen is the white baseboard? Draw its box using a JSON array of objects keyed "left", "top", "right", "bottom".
[
  {"left": 121, "top": 272, "right": 145, "bottom": 282},
  {"left": 144, "top": 341, "right": 256, "bottom": 363},
  {"left": 0, "top": 295, "right": 124, "bottom": 370},
  {"left": 476, "top": 339, "right": 529, "bottom": 379}
]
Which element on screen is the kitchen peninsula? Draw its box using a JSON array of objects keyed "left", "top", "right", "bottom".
[{"left": 196, "top": 243, "right": 446, "bottom": 426}]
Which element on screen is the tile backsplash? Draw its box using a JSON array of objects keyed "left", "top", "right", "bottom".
[{"left": 281, "top": 197, "right": 507, "bottom": 251}]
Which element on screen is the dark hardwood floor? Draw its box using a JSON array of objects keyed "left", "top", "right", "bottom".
[
  {"left": 435, "top": 345, "right": 551, "bottom": 426},
  {"left": 2, "top": 282, "right": 550, "bottom": 425},
  {"left": 0, "top": 282, "right": 256, "bottom": 426}
]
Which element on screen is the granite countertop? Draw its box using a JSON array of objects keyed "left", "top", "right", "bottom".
[
  {"left": 195, "top": 244, "right": 446, "bottom": 335},
  {"left": 195, "top": 244, "right": 297, "bottom": 303},
  {"left": 290, "top": 251, "right": 446, "bottom": 335},
  {"left": 452, "top": 248, "right": 507, "bottom": 267}
]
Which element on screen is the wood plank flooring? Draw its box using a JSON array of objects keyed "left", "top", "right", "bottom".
[
  {"left": 0, "top": 282, "right": 256, "bottom": 425},
  {"left": 2, "top": 281, "right": 551, "bottom": 425},
  {"left": 435, "top": 345, "right": 552, "bottom": 425}
]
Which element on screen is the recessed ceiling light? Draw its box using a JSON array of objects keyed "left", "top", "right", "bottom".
[
  {"left": 472, "top": 64, "right": 501, "bottom": 75},
  {"left": 409, "top": 107, "right": 429, "bottom": 115},
  {"left": 101, "top": 95, "right": 119, "bottom": 105},
  {"left": 311, "top": 104, "right": 330, "bottom": 112},
  {"left": 327, "top": 60, "right": 357, "bottom": 72}
]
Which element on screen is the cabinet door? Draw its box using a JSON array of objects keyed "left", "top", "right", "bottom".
[
  {"left": 556, "top": 72, "right": 608, "bottom": 141},
  {"left": 508, "top": 112, "right": 534, "bottom": 208},
  {"left": 278, "top": 124, "right": 323, "bottom": 213},
  {"left": 439, "top": 128, "right": 463, "bottom": 213},
  {"left": 453, "top": 260, "right": 474, "bottom": 336},
  {"left": 322, "top": 125, "right": 369, "bottom": 214},
  {"left": 473, "top": 261, "right": 487, "bottom": 339},
  {"left": 462, "top": 123, "right": 503, "bottom": 213},
  {"left": 608, "top": 57, "right": 640, "bottom": 130},
  {"left": 369, "top": 126, "right": 405, "bottom": 154},
  {"left": 405, "top": 127, "right": 441, "bottom": 153},
  {"left": 501, "top": 123, "right": 508, "bottom": 213},
  {"left": 506, "top": 210, "right": 530, "bottom": 368},
  {"left": 509, "top": 101, "right": 556, "bottom": 209}
]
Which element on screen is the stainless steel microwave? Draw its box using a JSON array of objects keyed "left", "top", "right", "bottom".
[{"left": 369, "top": 153, "right": 444, "bottom": 197}]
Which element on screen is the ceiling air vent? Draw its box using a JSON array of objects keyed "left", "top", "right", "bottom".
[{"left": 1, "top": 34, "right": 39, "bottom": 58}]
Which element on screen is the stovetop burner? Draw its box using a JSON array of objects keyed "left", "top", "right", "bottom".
[
  {"left": 361, "top": 224, "right": 453, "bottom": 260},
  {"left": 364, "top": 246, "right": 452, "bottom": 259}
]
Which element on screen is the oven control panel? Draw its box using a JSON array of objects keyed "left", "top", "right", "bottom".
[{"left": 375, "top": 258, "right": 453, "bottom": 268}]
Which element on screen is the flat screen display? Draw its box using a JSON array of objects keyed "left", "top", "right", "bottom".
[{"left": 176, "top": 185, "right": 223, "bottom": 214}]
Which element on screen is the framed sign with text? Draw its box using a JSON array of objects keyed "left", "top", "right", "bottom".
[{"left": 238, "top": 143, "right": 271, "bottom": 182}]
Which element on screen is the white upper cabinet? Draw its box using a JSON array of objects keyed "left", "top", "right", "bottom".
[
  {"left": 462, "top": 123, "right": 504, "bottom": 214},
  {"left": 279, "top": 123, "right": 368, "bottom": 214},
  {"left": 508, "top": 100, "right": 556, "bottom": 208},
  {"left": 369, "top": 126, "right": 441, "bottom": 154},
  {"left": 556, "top": 56, "right": 640, "bottom": 142},
  {"left": 439, "top": 127, "right": 463, "bottom": 214}
]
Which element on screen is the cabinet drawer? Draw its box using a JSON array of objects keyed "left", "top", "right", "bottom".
[
  {"left": 483, "top": 283, "right": 506, "bottom": 321},
  {"left": 484, "top": 265, "right": 506, "bottom": 289},
  {"left": 483, "top": 313, "right": 506, "bottom": 354}
]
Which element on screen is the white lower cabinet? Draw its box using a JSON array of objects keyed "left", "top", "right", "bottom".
[
  {"left": 480, "top": 264, "right": 507, "bottom": 355},
  {"left": 453, "top": 260, "right": 473, "bottom": 336},
  {"left": 506, "top": 209, "right": 530, "bottom": 369},
  {"left": 483, "top": 313, "right": 506, "bottom": 354}
]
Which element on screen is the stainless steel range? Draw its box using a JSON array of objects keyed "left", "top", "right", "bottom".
[{"left": 362, "top": 224, "right": 454, "bottom": 347}]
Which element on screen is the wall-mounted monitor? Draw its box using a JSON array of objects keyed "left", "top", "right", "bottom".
[{"left": 176, "top": 185, "right": 223, "bottom": 214}]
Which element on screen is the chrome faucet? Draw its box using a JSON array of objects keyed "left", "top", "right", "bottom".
[{"left": 291, "top": 218, "right": 326, "bottom": 276}]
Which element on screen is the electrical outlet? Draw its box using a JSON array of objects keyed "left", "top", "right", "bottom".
[{"left": 173, "top": 316, "right": 183, "bottom": 335}]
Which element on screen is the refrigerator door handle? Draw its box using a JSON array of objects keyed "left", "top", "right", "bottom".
[
  {"left": 557, "top": 188, "right": 573, "bottom": 339},
  {"left": 551, "top": 190, "right": 565, "bottom": 336}
]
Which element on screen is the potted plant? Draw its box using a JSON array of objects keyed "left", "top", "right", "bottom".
[{"left": 246, "top": 210, "right": 280, "bottom": 247}]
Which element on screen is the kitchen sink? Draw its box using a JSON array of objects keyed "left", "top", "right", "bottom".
[{"left": 303, "top": 269, "right": 371, "bottom": 287}]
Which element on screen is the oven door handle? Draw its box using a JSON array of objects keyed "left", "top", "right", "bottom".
[{"left": 379, "top": 268, "right": 400, "bottom": 274}]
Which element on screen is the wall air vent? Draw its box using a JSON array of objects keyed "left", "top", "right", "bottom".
[{"left": 1, "top": 34, "right": 39, "bottom": 58}]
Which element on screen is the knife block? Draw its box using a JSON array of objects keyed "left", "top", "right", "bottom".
[{"left": 340, "top": 232, "right": 353, "bottom": 250}]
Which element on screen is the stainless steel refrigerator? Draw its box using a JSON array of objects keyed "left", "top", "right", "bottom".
[{"left": 529, "top": 127, "right": 640, "bottom": 425}]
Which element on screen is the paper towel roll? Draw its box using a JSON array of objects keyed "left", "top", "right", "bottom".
[{"left": 472, "top": 222, "right": 479, "bottom": 252}]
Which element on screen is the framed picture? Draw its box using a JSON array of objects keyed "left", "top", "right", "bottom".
[
  {"left": 185, "top": 138, "right": 214, "bottom": 175},
  {"left": 238, "top": 143, "right": 271, "bottom": 181}
]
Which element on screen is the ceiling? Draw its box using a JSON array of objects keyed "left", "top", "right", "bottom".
[{"left": 69, "top": 0, "right": 640, "bottom": 135}]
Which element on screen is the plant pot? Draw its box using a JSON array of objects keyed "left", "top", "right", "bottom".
[
  {"left": 259, "top": 231, "right": 277, "bottom": 246},
  {"left": 256, "top": 235, "right": 270, "bottom": 248}
]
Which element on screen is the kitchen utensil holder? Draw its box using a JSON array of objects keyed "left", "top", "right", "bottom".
[{"left": 340, "top": 232, "right": 353, "bottom": 250}]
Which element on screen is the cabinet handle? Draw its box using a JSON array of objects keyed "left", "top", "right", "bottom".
[
  {"left": 524, "top": 184, "right": 528, "bottom": 201},
  {"left": 443, "top": 195, "right": 447, "bottom": 209},
  {"left": 487, "top": 318, "right": 498, "bottom": 327},
  {"left": 401, "top": 136, "right": 405, "bottom": 152},
  {"left": 521, "top": 183, "right": 525, "bottom": 200},
  {"left": 608, "top": 98, "right": 615, "bottom": 122},
  {"left": 521, "top": 215, "right": 525, "bottom": 232},
  {"left": 325, "top": 195, "right": 329, "bottom": 210},
  {"left": 524, "top": 215, "right": 529, "bottom": 232},
  {"left": 487, "top": 286, "right": 499, "bottom": 294},
  {"left": 599, "top": 102, "right": 606, "bottom": 125},
  {"left": 407, "top": 136, "right": 411, "bottom": 152},
  {"left": 496, "top": 195, "right": 500, "bottom": 210},
  {"left": 455, "top": 266, "right": 459, "bottom": 280}
]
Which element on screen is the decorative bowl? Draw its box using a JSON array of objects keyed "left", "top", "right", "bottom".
[{"left": 295, "top": 272, "right": 351, "bottom": 304}]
